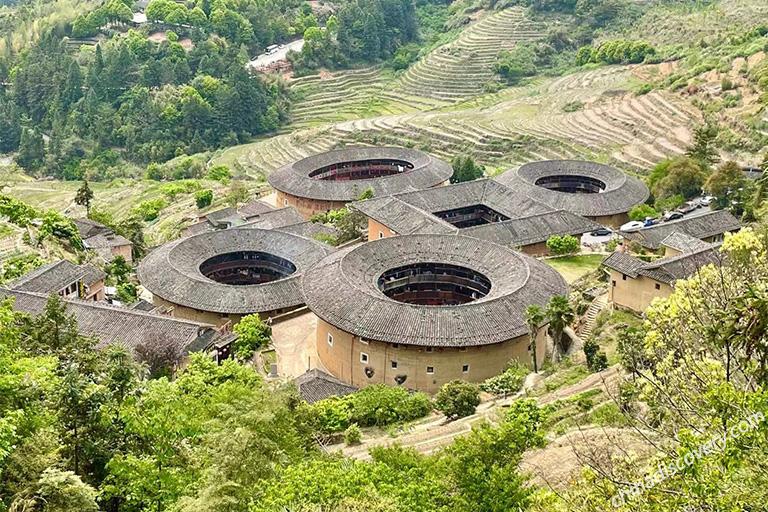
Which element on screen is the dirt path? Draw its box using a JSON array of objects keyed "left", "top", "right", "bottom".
[{"left": 336, "top": 365, "right": 623, "bottom": 460}]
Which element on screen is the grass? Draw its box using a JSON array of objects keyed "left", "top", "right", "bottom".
[
  {"left": 544, "top": 254, "right": 605, "bottom": 283},
  {"left": 540, "top": 359, "right": 592, "bottom": 394}
]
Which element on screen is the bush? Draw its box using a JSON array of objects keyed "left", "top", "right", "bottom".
[
  {"left": 583, "top": 339, "right": 608, "bottom": 372},
  {"left": 434, "top": 380, "right": 481, "bottom": 420},
  {"left": 132, "top": 198, "right": 168, "bottom": 222},
  {"left": 628, "top": 204, "right": 658, "bottom": 221},
  {"left": 206, "top": 165, "right": 232, "bottom": 183},
  {"left": 546, "top": 235, "right": 580, "bottom": 255},
  {"left": 116, "top": 282, "right": 138, "bottom": 304},
  {"left": 232, "top": 314, "right": 272, "bottom": 360},
  {"left": 311, "top": 397, "right": 351, "bottom": 434},
  {"left": 160, "top": 180, "right": 201, "bottom": 199},
  {"left": 480, "top": 363, "right": 528, "bottom": 396},
  {"left": 0, "top": 194, "right": 38, "bottom": 226},
  {"left": 344, "top": 424, "right": 362, "bottom": 445},
  {"left": 195, "top": 189, "right": 213, "bottom": 209}
]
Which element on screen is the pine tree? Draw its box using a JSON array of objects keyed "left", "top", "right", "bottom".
[
  {"left": 75, "top": 180, "right": 95, "bottom": 216},
  {"left": 686, "top": 123, "right": 720, "bottom": 168},
  {"left": 16, "top": 128, "right": 45, "bottom": 172},
  {"left": 61, "top": 60, "right": 84, "bottom": 108}
]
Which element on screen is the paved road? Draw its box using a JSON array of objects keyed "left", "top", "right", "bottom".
[{"left": 248, "top": 39, "right": 305, "bottom": 69}]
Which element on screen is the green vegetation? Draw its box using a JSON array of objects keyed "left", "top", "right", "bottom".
[
  {"left": 545, "top": 254, "right": 604, "bottom": 283},
  {"left": 481, "top": 363, "right": 528, "bottom": 396},
  {"left": 434, "top": 380, "right": 481, "bottom": 420},
  {"left": 546, "top": 234, "right": 580, "bottom": 255},
  {"left": 575, "top": 39, "right": 656, "bottom": 66},
  {"left": 628, "top": 203, "right": 658, "bottom": 221},
  {"left": 450, "top": 154, "right": 485, "bottom": 183},
  {"left": 232, "top": 314, "right": 272, "bottom": 360},
  {"left": 194, "top": 189, "right": 213, "bottom": 209}
]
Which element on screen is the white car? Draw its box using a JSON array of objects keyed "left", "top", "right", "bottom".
[
  {"left": 700, "top": 195, "right": 716, "bottom": 206},
  {"left": 620, "top": 220, "right": 645, "bottom": 232}
]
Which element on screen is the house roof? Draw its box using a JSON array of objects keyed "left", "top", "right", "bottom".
[
  {"left": 495, "top": 160, "right": 649, "bottom": 217},
  {"left": 462, "top": 210, "right": 601, "bottom": 247},
  {"left": 620, "top": 210, "right": 741, "bottom": 250},
  {"left": 84, "top": 233, "right": 132, "bottom": 249},
  {"left": 353, "top": 179, "right": 554, "bottom": 234},
  {"left": 73, "top": 218, "right": 112, "bottom": 239},
  {"left": 267, "top": 147, "right": 452, "bottom": 202},
  {"left": 7, "top": 260, "right": 104, "bottom": 293},
  {"left": 603, "top": 244, "right": 723, "bottom": 285},
  {"left": 301, "top": 234, "right": 568, "bottom": 347},
  {"left": 0, "top": 288, "right": 220, "bottom": 356},
  {"left": 185, "top": 205, "right": 300, "bottom": 237},
  {"left": 294, "top": 369, "right": 358, "bottom": 404},
  {"left": 138, "top": 228, "right": 332, "bottom": 315},
  {"left": 276, "top": 221, "right": 339, "bottom": 240},
  {"left": 660, "top": 231, "right": 712, "bottom": 253}
]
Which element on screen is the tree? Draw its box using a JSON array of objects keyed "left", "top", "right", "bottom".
[
  {"left": 628, "top": 203, "right": 658, "bottom": 221},
  {"left": 652, "top": 156, "right": 706, "bottom": 204},
  {"left": 16, "top": 128, "right": 45, "bottom": 172},
  {"left": 226, "top": 180, "right": 249, "bottom": 207},
  {"left": 525, "top": 304, "right": 545, "bottom": 373},
  {"left": 583, "top": 338, "right": 608, "bottom": 372},
  {"left": 546, "top": 295, "right": 574, "bottom": 361},
  {"left": 705, "top": 160, "right": 747, "bottom": 211},
  {"left": 450, "top": 155, "right": 484, "bottom": 183},
  {"left": 434, "top": 380, "right": 480, "bottom": 420},
  {"left": 14, "top": 468, "right": 99, "bottom": 512},
  {"left": 232, "top": 314, "right": 272, "bottom": 360},
  {"left": 74, "top": 181, "right": 94, "bottom": 216},
  {"left": 195, "top": 189, "right": 213, "bottom": 209},
  {"left": 686, "top": 122, "right": 720, "bottom": 168},
  {"left": 106, "top": 255, "right": 131, "bottom": 284},
  {"left": 546, "top": 234, "right": 580, "bottom": 255}
]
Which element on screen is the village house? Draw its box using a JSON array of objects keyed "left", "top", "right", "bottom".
[
  {"left": 74, "top": 218, "right": 133, "bottom": 263},
  {"left": 7, "top": 259, "right": 107, "bottom": 302},
  {"left": 619, "top": 209, "right": 741, "bottom": 252}
]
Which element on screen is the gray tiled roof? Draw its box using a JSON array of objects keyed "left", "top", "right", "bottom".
[
  {"left": 463, "top": 210, "right": 601, "bottom": 247},
  {"left": 8, "top": 260, "right": 103, "bottom": 293},
  {"left": 294, "top": 369, "right": 358, "bottom": 404},
  {"left": 660, "top": 232, "right": 712, "bottom": 253},
  {"left": 241, "top": 207, "right": 305, "bottom": 230},
  {"left": 301, "top": 234, "right": 568, "bottom": 347},
  {"left": 495, "top": 160, "right": 649, "bottom": 217},
  {"left": 84, "top": 233, "right": 132, "bottom": 249},
  {"left": 73, "top": 218, "right": 112, "bottom": 239},
  {"left": 0, "top": 288, "right": 220, "bottom": 356},
  {"left": 352, "top": 179, "right": 554, "bottom": 235},
  {"left": 603, "top": 244, "right": 722, "bottom": 285},
  {"left": 267, "top": 147, "right": 452, "bottom": 201},
  {"left": 139, "top": 228, "right": 332, "bottom": 314},
  {"left": 276, "top": 221, "right": 339, "bottom": 240},
  {"left": 621, "top": 210, "right": 740, "bottom": 250}
]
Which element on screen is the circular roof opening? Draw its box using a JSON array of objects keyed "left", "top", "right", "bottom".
[
  {"left": 308, "top": 158, "right": 414, "bottom": 181},
  {"left": 377, "top": 262, "right": 491, "bottom": 306},
  {"left": 200, "top": 251, "right": 296, "bottom": 286},
  {"left": 534, "top": 174, "right": 606, "bottom": 194}
]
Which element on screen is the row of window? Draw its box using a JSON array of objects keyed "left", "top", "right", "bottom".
[
  {"left": 611, "top": 275, "right": 662, "bottom": 290},
  {"left": 327, "top": 334, "right": 466, "bottom": 353},
  {"left": 359, "top": 352, "right": 469, "bottom": 374}
]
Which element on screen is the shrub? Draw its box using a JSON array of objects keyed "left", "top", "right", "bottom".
[
  {"left": 0, "top": 194, "right": 38, "bottom": 226},
  {"left": 584, "top": 338, "right": 609, "bottom": 372},
  {"left": 39, "top": 210, "right": 83, "bottom": 250},
  {"left": 347, "top": 385, "right": 432, "bottom": 427},
  {"left": 206, "top": 165, "right": 232, "bottom": 183},
  {"left": 160, "top": 180, "right": 201, "bottom": 199},
  {"left": 132, "top": 198, "right": 168, "bottom": 222},
  {"left": 311, "top": 397, "right": 351, "bottom": 434},
  {"left": 481, "top": 363, "right": 528, "bottom": 396},
  {"left": 195, "top": 189, "right": 213, "bottom": 209},
  {"left": 434, "top": 380, "right": 481, "bottom": 420},
  {"left": 546, "top": 235, "right": 580, "bottom": 255},
  {"left": 562, "top": 101, "right": 584, "bottom": 112},
  {"left": 344, "top": 424, "right": 362, "bottom": 445},
  {"left": 116, "top": 282, "right": 138, "bottom": 304},
  {"left": 628, "top": 204, "right": 658, "bottom": 221},
  {"left": 232, "top": 314, "right": 272, "bottom": 360}
]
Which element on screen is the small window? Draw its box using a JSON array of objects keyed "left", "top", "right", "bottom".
[
  {"left": 283, "top": 199, "right": 289, "bottom": 207},
  {"left": 391, "top": 360, "right": 398, "bottom": 369},
  {"left": 622, "top": 274, "right": 627, "bottom": 281},
  {"left": 462, "top": 364, "right": 470, "bottom": 373},
  {"left": 612, "top": 280, "right": 616, "bottom": 287},
  {"left": 425, "top": 347, "right": 433, "bottom": 353},
  {"left": 360, "top": 352, "right": 369, "bottom": 364},
  {"left": 459, "top": 347, "right": 467, "bottom": 352},
  {"left": 327, "top": 333, "right": 334, "bottom": 346},
  {"left": 426, "top": 366, "right": 434, "bottom": 375},
  {"left": 378, "top": 231, "right": 384, "bottom": 239},
  {"left": 655, "top": 283, "right": 661, "bottom": 290},
  {"left": 392, "top": 343, "right": 400, "bottom": 349},
  {"left": 360, "top": 339, "right": 369, "bottom": 345}
]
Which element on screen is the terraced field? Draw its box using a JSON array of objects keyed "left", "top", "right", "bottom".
[
  {"left": 219, "top": 63, "right": 699, "bottom": 179},
  {"left": 394, "top": 6, "right": 543, "bottom": 102}
]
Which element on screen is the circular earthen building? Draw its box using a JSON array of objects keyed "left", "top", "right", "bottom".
[
  {"left": 138, "top": 228, "right": 332, "bottom": 326},
  {"left": 301, "top": 234, "right": 568, "bottom": 393},
  {"left": 268, "top": 147, "right": 453, "bottom": 219},
  {"left": 495, "top": 160, "right": 649, "bottom": 227}
]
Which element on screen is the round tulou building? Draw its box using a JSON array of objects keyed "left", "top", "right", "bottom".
[
  {"left": 495, "top": 160, "right": 649, "bottom": 227},
  {"left": 138, "top": 228, "right": 332, "bottom": 326},
  {"left": 267, "top": 147, "right": 453, "bottom": 219},
  {"left": 301, "top": 234, "right": 568, "bottom": 393}
]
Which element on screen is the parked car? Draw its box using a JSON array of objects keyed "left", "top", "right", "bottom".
[
  {"left": 620, "top": 220, "right": 645, "bottom": 232},
  {"left": 643, "top": 217, "right": 657, "bottom": 227},
  {"left": 590, "top": 227, "right": 612, "bottom": 236},
  {"left": 663, "top": 211, "right": 684, "bottom": 222},
  {"left": 677, "top": 202, "right": 699, "bottom": 214},
  {"left": 700, "top": 195, "right": 716, "bottom": 206}
]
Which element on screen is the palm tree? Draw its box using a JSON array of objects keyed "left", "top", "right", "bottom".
[
  {"left": 525, "top": 304, "right": 545, "bottom": 373},
  {"left": 546, "top": 295, "right": 575, "bottom": 362}
]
